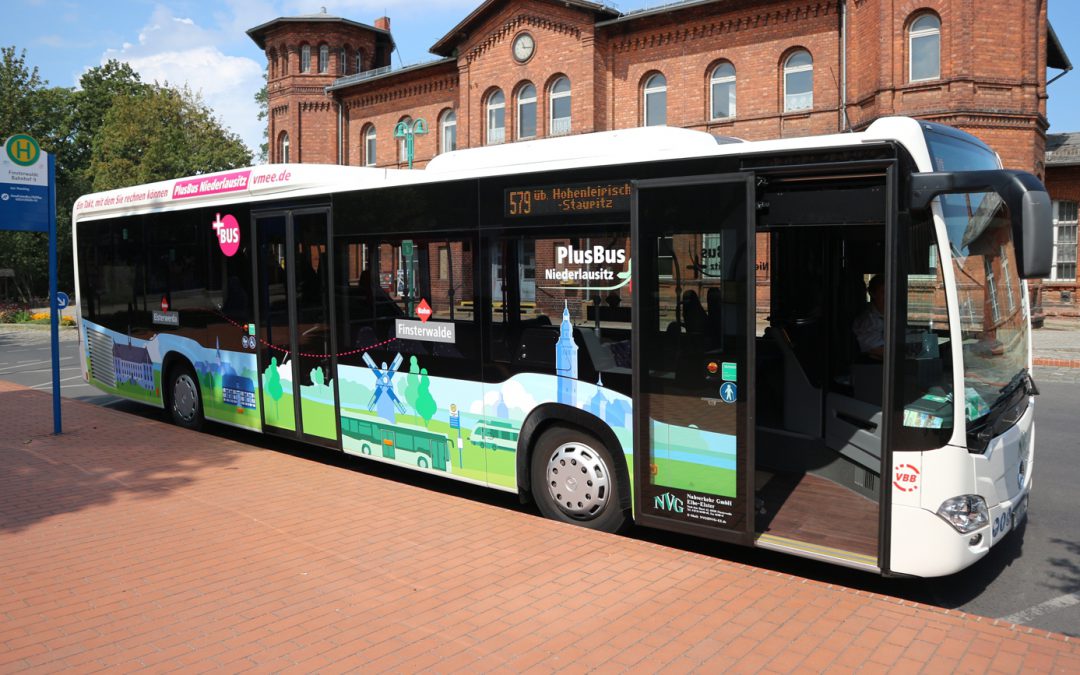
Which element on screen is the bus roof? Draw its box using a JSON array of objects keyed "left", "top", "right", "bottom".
[{"left": 72, "top": 117, "right": 929, "bottom": 221}]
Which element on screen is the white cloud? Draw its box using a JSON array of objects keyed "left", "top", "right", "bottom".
[
  {"left": 100, "top": 5, "right": 267, "bottom": 156},
  {"left": 468, "top": 380, "right": 538, "bottom": 416}
]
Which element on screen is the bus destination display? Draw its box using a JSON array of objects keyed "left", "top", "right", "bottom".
[{"left": 505, "top": 181, "right": 631, "bottom": 217}]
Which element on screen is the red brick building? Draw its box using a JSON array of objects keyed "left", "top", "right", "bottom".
[
  {"left": 248, "top": 0, "right": 1070, "bottom": 170},
  {"left": 247, "top": 0, "right": 1076, "bottom": 311}
]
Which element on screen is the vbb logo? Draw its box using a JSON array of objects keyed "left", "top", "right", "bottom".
[{"left": 894, "top": 463, "right": 920, "bottom": 492}]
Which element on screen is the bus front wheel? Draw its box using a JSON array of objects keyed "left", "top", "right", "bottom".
[
  {"left": 530, "top": 426, "right": 628, "bottom": 533},
  {"left": 168, "top": 364, "right": 204, "bottom": 431}
]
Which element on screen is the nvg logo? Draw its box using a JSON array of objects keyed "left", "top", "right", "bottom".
[{"left": 654, "top": 492, "right": 684, "bottom": 514}]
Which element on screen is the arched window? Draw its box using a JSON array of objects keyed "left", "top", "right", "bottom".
[
  {"left": 909, "top": 13, "right": 941, "bottom": 82},
  {"left": 363, "top": 125, "right": 376, "bottom": 166},
  {"left": 440, "top": 110, "right": 457, "bottom": 154},
  {"left": 318, "top": 45, "right": 329, "bottom": 74},
  {"left": 644, "top": 73, "right": 667, "bottom": 126},
  {"left": 268, "top": 49, "right": 277, "bottom": 78},
  {"left": 487, "top": 89, "right": 506, "bottom": 145},
  {"left": 397, "top": 116, "right": 412, "bottom": 164},
  {"left": 549, "top": 76, "right": 571, "bottom": 136},
  {"left": 281, "top": 50, "right": 288, "bottom": 75},
  {"left": 279, "top": 131, "right": 290, "bottom": 163},
  {"left": 517, "top": 83, "right": 537, "bottom": 140},
  {"left": 783, "top": 50, "right": 813, "bottom": 112},
  {"left": 339, "top": 48, "right": 347, "bottom": 75},
  {"left": 356, "top": 49, "right": 364, "bottom": 74},
  {"left": 301, "top": 44, "right": 311, "bottom": 73},
  {"left": 710, "top": 62, "right": 736, "bottom": 120}
]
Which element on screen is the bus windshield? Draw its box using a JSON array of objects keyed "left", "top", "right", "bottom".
[{"left": 926, "top": 130, "right": 1029, "bottom": 424}]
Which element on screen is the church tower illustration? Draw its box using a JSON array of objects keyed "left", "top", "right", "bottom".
[{"left": 555, "top": 301, "right": 578, "bottom": 406}]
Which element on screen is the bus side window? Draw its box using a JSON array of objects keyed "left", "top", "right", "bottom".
[
  {"left": 895, "top": 216, "right": 954, "bottom": 449},
  {"left": 488, "top": 232, "right": 632, "bottom": 392}
]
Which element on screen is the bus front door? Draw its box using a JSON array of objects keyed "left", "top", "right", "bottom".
[
  {"left": 631, "top": 175, "right": 755, "bottom": 543},
  {"left": 253, "top": 209, "right": 341, "bottom": 447}
]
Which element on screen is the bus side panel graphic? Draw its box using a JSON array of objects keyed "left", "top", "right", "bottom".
[
  {"left": 82, "top": 319, "right": 261, "bottom": 430},
  {"left": 337, "top": 360, "right": 636, "bottom": 490}
]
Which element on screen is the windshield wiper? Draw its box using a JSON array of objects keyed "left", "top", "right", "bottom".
[
  {"left": 997, "top": 368, "right": 1039, "bottom": 402},
  {"left": 968, "top": 369, "right": 1037, "bottom": 452}
]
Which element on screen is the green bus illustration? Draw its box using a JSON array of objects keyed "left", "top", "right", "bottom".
[{"left": 342, "top": 416, "right": 450, "bottom": 471}]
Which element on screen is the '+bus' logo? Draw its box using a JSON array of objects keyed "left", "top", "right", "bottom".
[{"left": 5, "top": 134, "right": 41, "bottom": 167}]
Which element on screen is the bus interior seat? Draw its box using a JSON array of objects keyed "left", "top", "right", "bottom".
[
  {"left": 763, "top": 325, "right": 822, "bottom": 437},
  {"left": 824, "top": 392, "right": 882, "bottom": 471},
  {"left": 577, "top": 327, "right": 632, "bottom": 376}
]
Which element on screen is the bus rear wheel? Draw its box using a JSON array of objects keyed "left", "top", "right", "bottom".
[
  {"left": 530, "top": 426, "right": 628, "bottom": 533},
  {"left": 168, "top": 364, "right": 204, "bottom": 431}
]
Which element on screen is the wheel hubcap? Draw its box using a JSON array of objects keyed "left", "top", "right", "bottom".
[
  {"left": 545, "top": 441, "right": 610, "bottom": 520},
  {"left": 173, "top": 374, "right": 198, "bottom": 422}
]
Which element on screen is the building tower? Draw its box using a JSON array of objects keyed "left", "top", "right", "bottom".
[{"left": 555, "top": 301, "right": 578, "bottom": 406}]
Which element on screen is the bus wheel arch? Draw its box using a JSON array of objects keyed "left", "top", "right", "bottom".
[
  {"left": 518, "top": 404, "right": 631, "bottom": 531},
  {"left": 162, "top": 352, "right": 204, "bottom": 431}
]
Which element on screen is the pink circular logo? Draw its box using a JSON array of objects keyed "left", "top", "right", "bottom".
[{"left": 212, "top": 213, "right": 240, "bottom": 257}]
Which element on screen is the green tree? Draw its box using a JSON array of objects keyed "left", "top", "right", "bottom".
[
  {"left": 90, "top": 85, "right": 251, "bottom": 191},
  {"left": 266, "top": 357, "right": 283, "bottom": 417},
  {"left": 403, "top": 355, "right": 421, "bottom": 413},
  {"left": 416, "top": 368, "right": 437, "bottom": 427},
  {"left": 0, "top": 47, "right": 76, "bottom": 301}
]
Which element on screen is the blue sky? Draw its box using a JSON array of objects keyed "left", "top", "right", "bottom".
[{"left": 3, "top": 0, "right": 1079, "bottom": 155}]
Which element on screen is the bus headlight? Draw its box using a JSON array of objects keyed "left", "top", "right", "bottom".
[{"left": 936, "top": 495, "right": 989, "bottom": 534}]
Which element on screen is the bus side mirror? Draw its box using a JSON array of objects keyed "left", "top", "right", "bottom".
[
  {"left": 910, "top": 169, "right": 1053, "bottom": 278},
  {"left": 1018, "top": 189, "right": 1052, "bottom": 279}
]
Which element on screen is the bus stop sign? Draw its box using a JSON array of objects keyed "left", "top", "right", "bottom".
[
  {"left": 1, "top": 135, "right": 49, "bottom": 232},
  {"left": 1, "top": 134, "right": 61, "bottom": 434}
]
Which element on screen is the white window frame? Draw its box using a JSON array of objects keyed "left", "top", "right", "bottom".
[
  {"left": 783, "top": 50, "right": 813, "bottom": 112},
  {"left": 439, "top": 110, "right": 457, "bottom": 154},
  {"left": 397, "top": 116, "right": 412, "bottom": 164},
  {"left": 355, "top": 50, "right": 364, "bottom": 74},
  {"left": 318, "top": 45, "right": 329, "bottom": 74},
  {"left": 985, "top": 258, "right": 1000, "bottom": 324},
  {"left": 550, "top": 77, "right": 571, "bottom": 136},
  {"left": 487, "top": 89, "right": 506, "bottom": 145},
  {"left": 710, "top": 62, "right": 736, "bottom": 120},
  {"left": 1050, "top": 200, "right": 1078, "bottom": 281},
  {"left": 909, "top": 14, "right": 941, "bottom": 82},
  {"left": 301, "top": 45, "right": 311, "bottom": 73},
  {"left": 517, "top": 83, "right": 537, "bottom": 140},
  {"left": 644, "top": 73, "right": 667, "bottom": 127},
  {"left": 999, "top": 244, "right": 1016, "bottom": 313},
  {"left": 339, "top": 48, "right": 347, "bottom": 75},
  {"left": 279, "top": 132, "right": 290, "bottom": 163},
  {"left": 364, "top": 126, "right": 376, "bottom": 167}
]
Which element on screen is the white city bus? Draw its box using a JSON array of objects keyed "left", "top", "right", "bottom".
[{"left": 72, "top": 117, "right": 1051, "bottom": 576}]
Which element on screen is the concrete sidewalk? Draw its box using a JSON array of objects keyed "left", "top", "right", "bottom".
[
  {"left": 1, "top": 380, "right": 1078, "bottom": 673},
  {"left": 1032, "top": 318, "right": 1080, "bottom": 369}
]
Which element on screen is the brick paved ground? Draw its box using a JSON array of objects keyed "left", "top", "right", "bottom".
[{"left": 1, "top": 380, "right": 1078, "bottom": 673}]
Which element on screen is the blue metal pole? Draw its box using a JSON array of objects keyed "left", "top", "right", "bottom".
[{"left": 48, "top": 154, "right": 61, "bottom": 434}]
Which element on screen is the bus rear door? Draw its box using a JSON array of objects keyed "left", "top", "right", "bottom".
[{"left": 631, "top": 174, "right": 756, "bottom": 543}]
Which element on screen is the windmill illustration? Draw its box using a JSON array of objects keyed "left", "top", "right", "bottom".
[{"left": 364, "top": 352, "right": 406, "bottom": 417}]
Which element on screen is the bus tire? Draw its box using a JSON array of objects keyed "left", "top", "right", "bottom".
[
  {"left": 417, "top": 456, "right": 429, "bottom": 469},
  {"left": 530, "top": 426, "right": 628, "bottom": 533},
  {"left": 168, "top": 363, "right": 204, "bottom": 431}
]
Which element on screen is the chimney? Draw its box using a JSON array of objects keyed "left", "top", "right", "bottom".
[{"left": 375, "top": 16, "right": 390, "bottom": 31}]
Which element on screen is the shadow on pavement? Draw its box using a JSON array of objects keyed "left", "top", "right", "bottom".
[{"left": 0, "top": 388, "right": 252, "bottom": 535}]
